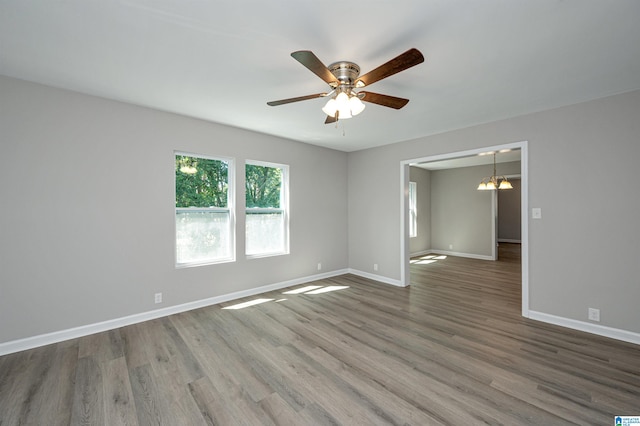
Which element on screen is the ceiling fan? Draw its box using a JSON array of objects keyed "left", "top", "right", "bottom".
[{"left": 267, "top": 48, "right": 424, "bottom": 124}]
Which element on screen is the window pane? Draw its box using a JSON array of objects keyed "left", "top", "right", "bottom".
[
  {"left": 245, "top": 211, "right": 284, "bottom": 256},
  {"left": 175, "top": 153, "right": 234, "bottom": 266},
  {"left": 245, "top": 164, "right": 281, "bottom": 208},
  {"left": 245, "top": 161, "right": 288, "bottom": 257},
  {"left": 176, "top": 210, "right": 231, "bottom": 264},
  {"left": 176, "top": 155, "right": 228, "bottom": 208}
]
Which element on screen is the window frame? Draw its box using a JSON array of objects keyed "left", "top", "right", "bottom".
[
  {"left": 244, "top": 159, "right": 290, "bottom": 259},
  {"left": 174, "top": 151, "right": 236, "bottom": 268}
]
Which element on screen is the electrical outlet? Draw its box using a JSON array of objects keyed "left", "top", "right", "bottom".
[
  {"left": 588, "top": 307, "right": 600, "bottom": 322},
  {"left": 155, "top": 293, "right": 162, "bottom": 304},
  {"left": 373, "top": 263, "right": 378, "bottom": 271},
  {"left": 317, "top": 262, "right": 322, "bottom": 271},
  {"left": 449, "top": 244, "right": 453, "bottom": 250}
]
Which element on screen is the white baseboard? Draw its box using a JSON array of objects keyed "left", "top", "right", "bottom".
[
  {"left": 348, "top": 269, "right": 405, "bottom": 287},
  {"left": 0, "top": 269, "right": 349, "bottom": 356},
  {"left": 6, "top": 274, "right": 637, "bottom": 356},
  {"left": 410, "top": 249, "right": 432, "bottom": 257},
  {"left": 429, "top": 249, "right": 494, "bottom": 261},
  {"left": 528, "top": 310, "right": 640, "bottom": 345}
]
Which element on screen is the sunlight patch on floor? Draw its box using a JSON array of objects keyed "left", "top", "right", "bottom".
[
  {"left": 283, "top": 285, "right": 323, "bottom": 294},
  {"left": 410, "top": 254, "right": 447, "bottom": 265},
  {"left": 303, "top": 286, "right": 349, "bottom": 294},
  {"left": 411, "top": 259, "right": 437, "bottom": 265},
  {"left": 222, "top": 298, "right": 274, "bottom": 310},
  {"left": 223, "top": 285, "right": 350, "bottom": 311}
]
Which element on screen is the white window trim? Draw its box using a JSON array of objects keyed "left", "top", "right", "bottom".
[
  {"left": 409, "top": 181, "right": 417, "bottom": 238},
  {"left": 245, "top": 160, "right": 290, "bottom": 259},
  {"left": 174, "top": 151, "right": 236, "bottom": 268}
]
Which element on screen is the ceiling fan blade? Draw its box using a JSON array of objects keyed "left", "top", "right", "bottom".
[
  {"left": 355, "top": 48, "right": 424, "bottom": 87},
  {"left": 360, "top": 92, "right": 410, "bottom": 109},
  {"left": 267, "top": 93, "right": 326, "bottom": 106},
  {"left": 291, "top": 51, "right": 338, "bottom": 86},
  {"left": 324, "top": 114, "right": 338, "bottom": 124}
]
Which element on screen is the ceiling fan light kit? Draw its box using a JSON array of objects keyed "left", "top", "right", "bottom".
[
  {"left": 267, "top": 48, "right": 424, "bottom": 124},
  {"left": 321, "top": 91, "right": 365, "bottom": 119}
]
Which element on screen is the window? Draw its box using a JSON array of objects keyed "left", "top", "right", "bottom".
[
  {"left": 245, "top": 161, "right": 289, "bottom": 257},
  {"left": 409, "top": 181, "right": 417, "bottom": 238},
  {"left": 175, "top": 153, "right": 234, "bottom": 267}
]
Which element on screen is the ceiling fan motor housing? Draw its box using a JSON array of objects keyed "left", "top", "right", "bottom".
[{"left": 328, "top": 61, "right": 360, "bottom": 88}]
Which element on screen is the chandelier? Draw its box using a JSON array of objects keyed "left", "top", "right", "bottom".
[{"left": 477, "top": 152, "right": 513, "bottom": 190}]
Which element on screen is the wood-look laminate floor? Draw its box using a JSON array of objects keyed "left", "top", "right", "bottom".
[{"left": 1, "top": 244, "right": 639, "bottom": 425}]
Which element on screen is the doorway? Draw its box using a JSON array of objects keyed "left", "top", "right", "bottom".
[{"left": 400, "top": 141, "right": 529, "bottom": 317}]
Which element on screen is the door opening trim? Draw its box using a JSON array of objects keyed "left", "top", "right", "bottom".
[{"left": 400, "top": 141, "right": 529, "bottom": 317}]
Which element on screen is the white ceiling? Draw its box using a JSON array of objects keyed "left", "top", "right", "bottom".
[
  {"left": 415, "top": 149, "right": 521, "bottom": 170},
  {"left": 2, "top": 1, "right": 640, "bottom": 152}
]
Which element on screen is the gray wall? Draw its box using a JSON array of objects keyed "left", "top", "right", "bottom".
[
  {"left": 2, "top": 74, "right": 639, "bottom": 344},
  {"left": 348, "top": 89, "right": 640, "bottom": 334},
  {"left": 498, "top": 178, "right": 522, "bottom": 242},
  {"left": 430, "top": 164, "right": 494, "bottom": 256},
  {"left": 409, "top": 166, "right": 431, "bottom": 254},
  {"left": 430, "top": 161, "right": 521, "bottom": 257},
  {"left": 0, "top": 76, "right": 348, "bottom": 344}
]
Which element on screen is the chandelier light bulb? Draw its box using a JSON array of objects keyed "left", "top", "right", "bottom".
[{"left": 499, "top": 179, "right": 513, "bottom": 190}]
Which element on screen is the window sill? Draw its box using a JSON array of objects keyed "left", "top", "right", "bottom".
[
  {"left": 176, "top": 257, "right": 235, "bottom": 269},
  {"left": 246, "top": 251, "right": 289, "bottom": 260}
]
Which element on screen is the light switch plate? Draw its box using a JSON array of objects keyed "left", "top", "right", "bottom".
[{"left": 532, "top": 208, "right": 542, "bottom": 219}]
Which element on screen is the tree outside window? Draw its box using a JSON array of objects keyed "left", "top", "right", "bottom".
[
  {"left": 245, "top": 161, "right": 289, "bottom": 257},
  {"left": 175, "top": 153, "right": 234, "bottom": 266}
]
